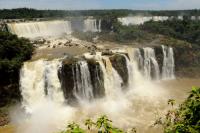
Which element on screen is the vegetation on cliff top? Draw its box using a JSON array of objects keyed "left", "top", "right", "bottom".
[
  {"left": 0, "top": 31, "right": 34, "bottom": 106},
  {"left": 141, "top": 19, "right": 200, "bottom": 46}
]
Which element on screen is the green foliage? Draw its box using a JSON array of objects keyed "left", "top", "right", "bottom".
[
  {"left": 141, "top": 19, "right": 200, "bottom": 46},
  {"left": 59, "top": 115, "right": 134, "bottom": 133},
  {"left": 98, "top": 23, "right": 154, "bottom": 43},
  {"left": 0, "top": 31, "right": 34, "bottom": 84},
  {"left": 0, "top": 31, "right": 34, "bottom": 106},
  {"left": 95, "top": 115, "right": 123, "bottom": 133},
  {"left": 85, "top": 119, "right": 94, "bottom": 130},
  {"left": 156, "top": 87, "right": 200, "bottom": 133},
  {"left": 60, "top": 122, "right": 85, "bottom": 133},
  {"left": 1, "top": 8, "right": 200, "bottom": 19}
]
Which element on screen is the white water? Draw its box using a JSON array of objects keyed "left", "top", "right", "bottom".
[
  {"left": 101, "top": 56, "right": 123, "bottom": 96},
  {"left": 72, "top": 61, "right": 94, "bottom": 101},
  {"left": 15, "top": 46, "right": 175, "bottom": 133},
  {"left": 20, "top": 59, "right": 64, "bottom": 113},
  {"left": 162, "top": 45, "right": 175, "bottom": 79},
  {"left": 84, "top": 19, "right": 101, "bottom": 32},
  {"left": 118, "top": 16, "right": 169, "bottom": 25},
  {"left": 143, "top": 48, "right": 160, "bottom": 80},
  {"left": 7, "top": 20, "right": 72, "bottom": 38}
]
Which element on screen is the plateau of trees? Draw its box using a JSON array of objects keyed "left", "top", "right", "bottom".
[
  {"left": 141, "top": 19, "right": 200, "bottom": 46},
  {"left": 0, "top": 31, "right": 34, "bottom": 106},
  {"left": 0, "top": 8, "right": 200, "bottom": 19}
]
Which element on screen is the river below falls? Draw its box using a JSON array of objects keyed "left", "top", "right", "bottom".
[{"left": 0, "top": 78, "right": 200, "bottom": 133}]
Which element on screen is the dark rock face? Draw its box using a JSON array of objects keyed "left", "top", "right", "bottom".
[
  {"left": 0, "top": 84, "right": 20, "bottom": 107},
  {"left": 138, "top": 48, "right": 144, "bottom": 71},
  {"left": 58, "top": 57, "right": 106, "bottom": 104},
  {"left": 87, "top": 59, "right": 105, "bottom": 98},
  {"left": 154, "top": 46, "right": 164, "bottom": 73},
  {"left": 58, "top": 57, "right": 79, "bottom": 105},
  {"left": 109, "top": 54, "right": 129, "bottom": 88},
  {"left": 173, "top": 46, "right": 200, "bottom": 77}
]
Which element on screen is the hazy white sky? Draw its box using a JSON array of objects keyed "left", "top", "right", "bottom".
[{"left": 0, "top": 0, "right": 199, "bottom": 10}]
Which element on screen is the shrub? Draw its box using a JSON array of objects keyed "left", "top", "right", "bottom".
[{"left": 155, "top": 87, "right": 200, "bottom": 133}]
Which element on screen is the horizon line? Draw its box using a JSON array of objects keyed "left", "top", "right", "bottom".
[{"left": 0, "top": 7, "right": 200, "bottom": 11}]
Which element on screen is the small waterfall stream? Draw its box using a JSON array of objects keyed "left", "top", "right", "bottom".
[{"left": 162, "top": 45, "right": 175, "bottom": 79}]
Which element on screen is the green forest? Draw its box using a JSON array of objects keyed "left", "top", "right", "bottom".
[
  {"left": 0, "top": 31, "right": 34, "bottom": 106},
  {"left": 0, "top": 8, "right": 200, "bottom": 19}
]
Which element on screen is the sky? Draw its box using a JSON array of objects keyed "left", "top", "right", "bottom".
[{"left": 0, "top": 0, "right": 200, "bottom": 10}]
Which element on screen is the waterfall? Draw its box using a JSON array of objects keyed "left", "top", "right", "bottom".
[
  {"left": 143, "top": 48, "right": 160, "bottom": 80},
  {"left": 132, "top": 48, "right": 144, "bottom": 70},
  {"left": 7, "top": 20, "right": 72, "bottom": 38},
  {"left": 101, "top": 57, "right": 123, "bottom": 96},
  {"left": 162, "top": 45, "right": 175, "bottom": 79},
  {"left": 118, "top": 16, "right": 152, "bottom": 25},
  {"left": 98, "top": 19, "right": 102, "bottom": 32},
  {"left": 118, "top": 16, "right": 169, "bottom": 25},
  {"left": 44, "top": 61, "right": 65, "bottom": 103},
  {"left": 120, "top": 54, "right": 134, "bottom": 87},
  {"left": 19, "top": 46, "right": 175, "bottom": 111},
  {"left": 126, "top": 48, "right": 147, "bottom": 87},
  {"left": 127, "top": 47, "right": 161, "bottom": 81},
  {"left": 72, "top": 61, "right": 94, "bottom": 101},
  {"left": 84, "top": 52, "right": 122, "bottom": 97},
  {"left": 20, "top": 59, "right": 64, "bottom": 112},
  {"left": 84, "top": 19, "right": 101, "bottom": 32}
]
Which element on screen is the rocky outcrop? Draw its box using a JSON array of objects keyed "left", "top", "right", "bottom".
[
  {"left": 109, "top": 54, "right": 129, "bottom": 88},
  {"left": 58, "top": 57, "right": 80, "bottom": 105},
  {"left": 154, "top": 46, "right": 164, "bottom": 72},
  {"left": 0, "top": 84, "right": 21, "bottom": 107},
  {"left": 173, "top": 45, "right": 200, "bottom": 78},
  {"left": 58, "top": 57, "right": 105, "bottom": 104}
]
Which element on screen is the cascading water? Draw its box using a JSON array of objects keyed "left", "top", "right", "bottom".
[
  {"left": 20, "top": 59, "right": 64, "bottom": 112},
  {"left": 118, "top": 16, "right": 169, "bottom": 25},
  {"left": 84, "top": 19, "right": 101, "bottom": 32},
  {"left": 101, "top": 56, "right": 123, "bottom": 96},
  {"left": 162, "top": 45, "right": 175, "bottom": 79},
  {"left": 72, "top": 61, "right": 94, "bottom": 101},
  {"left": 7, "top": 20, "right": 72, "bottom": 38},
  {"left": 143, "top": 48, "right": 160, "bottom": 80},
  {"left": 17, "top": 45, "right": 176, "bottom": 133},
  {"left": 132, "top": 48, "right": 144, "bottom": 70},
  {"left": 3, "top": 15, "right": 179, "bottom": 133},
  {"left": 118, "top": 16, "right": 153, "bottom": 25}
]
